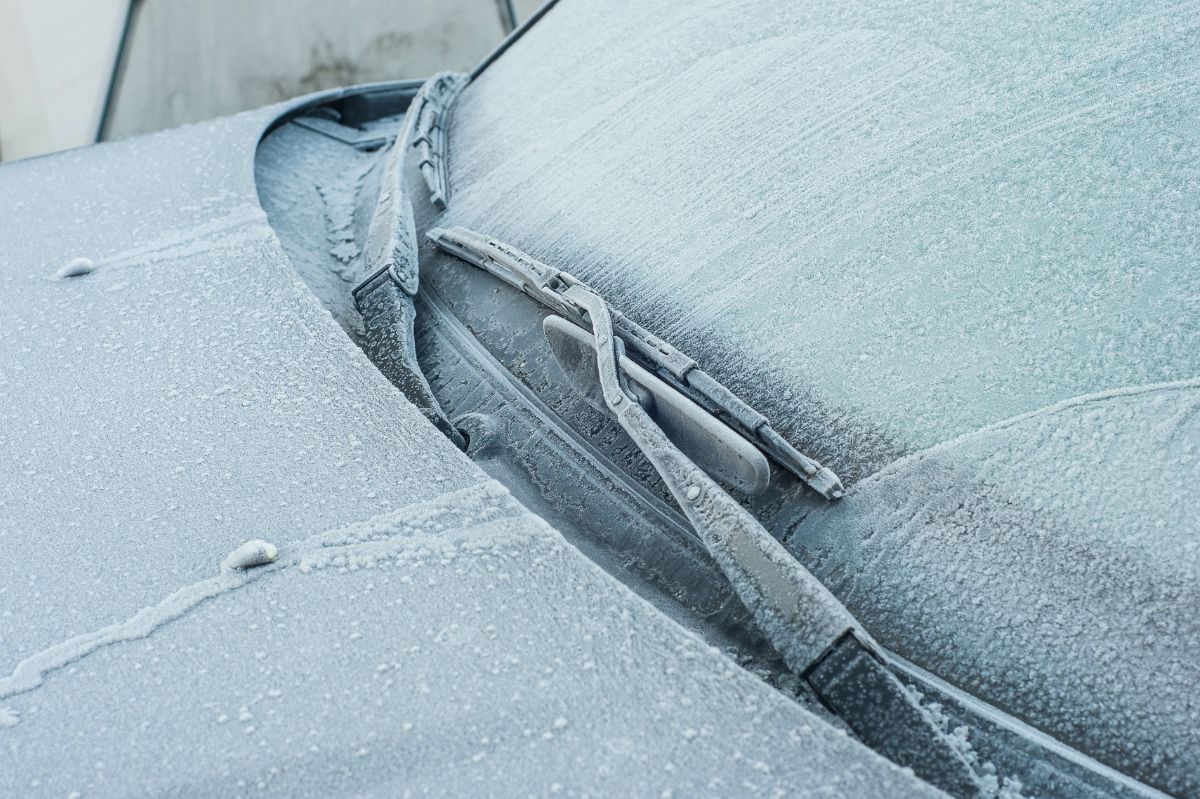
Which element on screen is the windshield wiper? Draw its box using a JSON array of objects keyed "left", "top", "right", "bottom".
[
  {"left": 409, "top": 72, "right": 467, "bottom": 210},
  {"left": 427, "top": 225, "right": 844, "bottom": 499},
  {"left": 427, "top": 226, "right": 995, "bottom": 799}
]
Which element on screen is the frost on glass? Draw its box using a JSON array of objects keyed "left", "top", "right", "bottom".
[
  {"left": 445, "top": 0, "right": 1199, "bottom": 793},
  {"left": 803, "top": 381, "right": 1200, "bottom": 795},
  {"left": 448, "top": 0, "right": 1200, "bottom": 479}
]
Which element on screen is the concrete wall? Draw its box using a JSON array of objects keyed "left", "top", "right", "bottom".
[
  {"left": 103, "top": 0, "right": 515, "bottom": 139},
  {"left": 1, "top": 0, "right": 549, "bottom": 159},
  {"left": 0, "top": 0, "right": 127, "bottom": 161}
]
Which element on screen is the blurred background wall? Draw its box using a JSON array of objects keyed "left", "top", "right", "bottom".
[
  {"left": 0, "top": 0, "right": 542, "bottom": 162},
  {"left": 0, "top": 0, "right": 127, "bottom": 161}
]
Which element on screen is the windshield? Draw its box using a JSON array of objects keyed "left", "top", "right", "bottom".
[{"left": 441, "top": 0, "right": 1200, "bottom": 480}]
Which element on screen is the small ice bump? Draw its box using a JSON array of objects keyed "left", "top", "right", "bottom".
[
  {"left": 54, "top": 257, "right": 96, "bottom": 279},
  {"left": 221, "top": 539, "right": 279, "bottom": 571},
  {"left": 0, "top": 706, "right": 19, "bottom": 728}
]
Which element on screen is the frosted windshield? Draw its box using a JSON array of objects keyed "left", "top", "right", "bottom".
[{"left": 446, "top": 0, "right": 1200, "bottom": 475}]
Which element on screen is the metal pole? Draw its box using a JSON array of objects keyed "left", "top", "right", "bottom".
[
  {"left": 495, "top": 0, "right": 519, "bottom": 34},
  {"left": 471, "top": 0, "right": 563, "bottom": 80},
  {"left": 95, "top": 0, "right": 139, "bottom": 142}
]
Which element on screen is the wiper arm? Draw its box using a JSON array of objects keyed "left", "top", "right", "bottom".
[
  {"left": 428, "top": 226, "right": 990, "bottom": 798},
  {"left": 426, "top": 225, "right": 844, "bottom": 500}
]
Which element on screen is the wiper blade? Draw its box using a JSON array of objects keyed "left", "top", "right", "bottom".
[
  {"left": 349, "top": 98, "right": 465, "bottom": 450},
  {"left": 409, "top": 72, "right": 467, "bottom": 210},
  {"left": 426, "top": 225, "right": 844, "bottom": 500}
]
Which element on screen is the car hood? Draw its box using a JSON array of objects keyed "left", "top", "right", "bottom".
[{"left": 0, "top": 98, "right": 940, "bottom": 796}]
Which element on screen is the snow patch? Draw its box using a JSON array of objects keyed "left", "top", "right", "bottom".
[
  {"left": 220, "top": 539, "right": 279, "bottom": 571},
  {"left": 317, "top": 157, "right": 373, "bottom": 277},
  {"left": 0, "top": 570, "right": 254, "bottom": 700},
  {"left": 54, "top": 257, "right": 95, "bottom": 279}
]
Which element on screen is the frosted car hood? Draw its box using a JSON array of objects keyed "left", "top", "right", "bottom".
[
  {"left": 0, "top": 96, "right": 942, "bottom": 797},
  {"left": 441, "top": 0, "right": 1199, "bottom": 793}
]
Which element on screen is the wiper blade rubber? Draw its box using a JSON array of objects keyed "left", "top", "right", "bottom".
[{"left": 409, "top": 72, "right": 467, "bottom": 210}]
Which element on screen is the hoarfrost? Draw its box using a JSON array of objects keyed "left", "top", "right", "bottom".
[
  {"left": 0, "top": 475, "right": 940, "bottom": 797},
  {"left": 449, "top": 0, "right": 1200, "bottom": 478},
  {"left": 913, "top": 691, "right": 1028, "bottom": 799},
  {"left": 0, "top": 570, "right": 256, "bottom": 700},
  {"left": 447, "top": 1, "right": 1200, "bottom": 793},
  {"left": 806, "top": 380, "right": 1200, "bottom": 794},
  {"left": 0, "top": 483, "right": 522, "bottom": 702},
  {"left": 0, "top": 54, "right": 971, "bottom": 797}
]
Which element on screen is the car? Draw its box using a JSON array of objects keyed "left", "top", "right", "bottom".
[{"left": 2, "top": 1, "right": 1196, "bottom": 797}]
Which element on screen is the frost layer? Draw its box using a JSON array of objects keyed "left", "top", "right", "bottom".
[
  {"left": 448, "top": 0, "right": 1200, "bottom": 482},
  {"left": 446, "top": 1, "right": 1200, "bottom": 793},
  {"left": 0, "top": 97, "right": 942, "bottom": 797}
]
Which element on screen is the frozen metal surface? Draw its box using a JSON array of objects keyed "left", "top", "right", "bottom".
[
  {"left": 0, "top": 93, "right": 945, "bottom": 797},
  {"left": 543, "top": 313, "right": 771, "bottom": 496}
]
